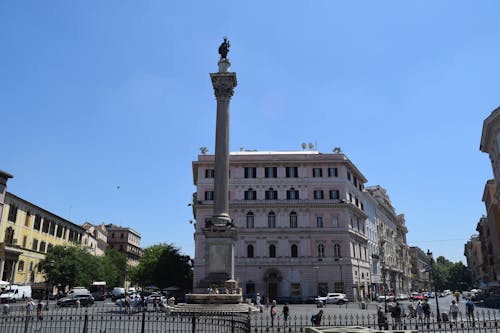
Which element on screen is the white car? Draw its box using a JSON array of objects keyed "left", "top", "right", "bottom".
[{"left": 315, "top": 293, "right": 348, "bottom": 305}]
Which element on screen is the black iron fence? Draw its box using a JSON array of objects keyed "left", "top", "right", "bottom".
[
  {"left": 0, "top": 308, "right": 251, "bottom": 333},
  {"left": 251, "top": 310, "right": 500, "bottom": 333}
]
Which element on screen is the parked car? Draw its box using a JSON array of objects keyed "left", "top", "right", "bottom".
[
  {"left": 111, "top": 287, "right": 126, "bottom": 301},
  {"left": 396, "top": 294, "right": 409, "bottom": 301},
  {"left": 57, "top": 294, "right": 95, "bottom": 307},
  {"left": 425, "top": 291, "right": 435, "bottom": 298},
  {"left": 315, "top": 293, "right": 348, "bottom": 305},
  {"left": 377, "top": 294, "right": 395, "bottom": 302},
  {"left": 147, "top": 292, "right": 166, "bottom": 304}
]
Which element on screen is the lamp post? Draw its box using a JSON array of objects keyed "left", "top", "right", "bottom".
[{"left": 426, "top": 250, "right": 441, "bottom": 322}]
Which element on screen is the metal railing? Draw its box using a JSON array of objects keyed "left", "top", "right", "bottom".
[{"left": 0, "top": 307, "right": 251, "bottom": 333}]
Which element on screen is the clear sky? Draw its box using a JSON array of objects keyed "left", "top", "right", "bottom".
[{"left": 1, "top": 1, "right": 499, "bottom": 263}]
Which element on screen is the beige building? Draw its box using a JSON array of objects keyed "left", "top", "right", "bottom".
[
  {"left": 105, "top": 224, "right": 142, "bottom": 267},
  {"left": 409, "top": 246, "right": 431, "bottom": 291},
  {"left": 1, "top": 192, "right": 86, "bottom": 284},
  {"left": 82, "top": 223, "right": 108, "bottom": 256}
]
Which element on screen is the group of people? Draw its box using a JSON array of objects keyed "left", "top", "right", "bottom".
[
  {"left": 269, "top": 300, "right": 291, "bottom": 327},
  {"left": 25, "top": 298, "right": 44, "bottom": 320},
  {"left": 116, "top": 293, "right": 175, "bottom": 313},
  {"left": 376, "top": 298, "right": 477, "bottom": 329}
]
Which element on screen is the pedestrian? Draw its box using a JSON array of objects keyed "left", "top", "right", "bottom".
[
  {"left": 422, "top": 300, "right": 431, "bottom": 323},
  {"left": 407, "top": 302, "right": 415, "bottom": 318},
  {"left": 416, "top": 301, "right": 423, "bottom": 320},
  {"left": 466, "top": 298, "right": 475, "bottom": 323},
  {"left": 454, "top": 291, "right": 461, "bottom": 303},
  {"left": 377, "top": 306, "right": 388, "bottom": 330},
  {"left": 26, "top": 298, "right": 35, "bottom": 316},
  {"left": 36, "top": 299, "right": 43, "bottom": 321},
  {"left": 449, "top": 300, "right": 459, "bottom": 322},
  {"left": 391, "top": 302, "right": 402, "bottom": 329},
  {"left": 311, "top": 309, "right": 323, "bottom": 327},
  {"left": 282, "top": 303, "right": 290, "bottom": 324},
  {"left": 270, "top": 303, "right": 276, "bottom": 327},
  {"left": 125, "top": 294, "right": 131, "bottom": 313}
]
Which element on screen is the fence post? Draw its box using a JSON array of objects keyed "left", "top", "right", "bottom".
[
  {"left": 192, "top": 315, "right": 196, "bottom": 333},
  {"left": 82, "top": 310, "right": 88, "bottom": 333},
  {"left": 232, "top": 317, "right": 236, "bottom": 333},
  {"left": 141, "top": 309, "right": 146, "bottom": 333},
  {"left": 23, "top": 314, "right": 30, "bottom": 333}
]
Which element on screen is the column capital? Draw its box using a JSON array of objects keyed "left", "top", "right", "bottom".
[{"left": 210, "top": 72, "right": 237, "bottom": 100}]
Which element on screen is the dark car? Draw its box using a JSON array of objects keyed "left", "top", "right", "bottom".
[{"left": 57, "top": 294, "right": 94, "bottom": 307}]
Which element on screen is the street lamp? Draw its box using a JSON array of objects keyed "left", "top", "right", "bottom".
[{"left": 426, "top": 250, "right": 441, "bottom": 322}]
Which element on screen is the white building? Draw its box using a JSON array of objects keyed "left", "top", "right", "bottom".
[{"left": 192, "top": 150, "right": 374, "bottom": 302}]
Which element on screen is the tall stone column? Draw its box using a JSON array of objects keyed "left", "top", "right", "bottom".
[{"left": 210, "top": 60, "right": 237, "bottom": 226}]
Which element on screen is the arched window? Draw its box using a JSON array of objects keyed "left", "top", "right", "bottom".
[
  {"left": 291, "top": 244, "right": 298, "bottom": 258},
  {"left": 317, "top": 244, "right": 325, "bottom": 258},
  {"left": 286, "top": 187, "right": 299, "bottom": 200},
  {"left": 246, "top": 212, "right": 255, "bottom": 228},
  {"left": 289, "top": 212, "right": 297, "bottom": 228},
  {"left": 268, "top": 212, "right": 276, "bottom": 228},
  {"left": 247, "top": 244, "right": 254, "bottom": 258},
  {"left": 269, "top": 244, "right": 276, "bottom": 258},
  {"left": 334, "top": 243, "right": 341, "bottom": 258},
  {"left": 244, "top": 188, "right": 257, "bottom": 200}
]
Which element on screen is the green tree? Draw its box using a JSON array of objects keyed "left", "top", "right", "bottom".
[
  {"left": 40, "top": 245, "right": 98, "bottom": 291},
  {"left": 99, "top": 248, "right": 128, "bottom": 288},
  {"left": 130, "top": 243, "right": 192, "bottom": 290},
  {"left": 431, "top": 255, "right": 471, "bottom": 291}
]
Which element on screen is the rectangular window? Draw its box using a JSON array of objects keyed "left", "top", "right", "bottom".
[
  {"left": 286, "top": 189, "right": 299, "bottom": 200},
  {"left": 328, "top": 167, "right": 338, "bottom": 177},
  {"left": 312, "top": 168, "right": 323, "bottom": 177},
  {"left": 205, "top": 169, "right": 215, "bottom": 178},
  {"left": 56, "top": 225, "right": 63, "bottom": 238},
  {"left": 347, "top": 172, "right": 351, "bottom": 181},
  {"left": 39, "top": 242, "right": 46, "bottom": 253},
  {"left": 332, "top": 216, "right": 339, "bottom": 227},
  {"left": 265, "top": 189, "right": 278, "bottom": 200},
  {"left": 334, "top": 282, "right": 344, "bottom": 293},
  {"left": 18, "top": 261, "right": 24, "bottom": 272},
  {"left": 22, "top": 236, "right": 27, "bottom": 248},
  {"left": 349, "top": 193, "right": 353, "bottom": 202},
  {"left": 32, "top": 239, "right": 38, "bottom": 251},
  {"left": 8, "top": 205, "right": 18, "bottom": 223},
  {"left": 244, "top": 189, "right": 257, "bottom": 200},
  {"left": 316, "top": 216, "right": 324, "bottom": 228},
  {"left": 286, "top": 167, "right": 298, "bottom": 178},
  {"left": 24, "top": 212, "right": 31, "bottom": 227},
  {"left": 204, "top": 191, "right": 214, "bottom": 201},
  {"left": 314, "top": 190, "right": 324, "bottom": 200},
  {"left": 244, "top": 167, "right": 257, "bottom": 178},
  {"left": 353, "top": 177, "right": 358, "bottom": 187},
  {"left": 34, "top": 215, "right": 41, "bottom": 230},
  {"left": 329, "top": 190, "right": 340, "bottom": 200},
  {"left": 291, "top": 283, "right": 301, "bottom": 297},
  {"left": 265, "top": 167, "right": 277, "bottom": 178},
  {"left": 318, "top": 283, "right": 329, "bottom": 297},
  {"left": 42, "top": 219, "right": 50, "bottom": 233},
  {"left": 246, "top": 283, "right": 256, "bottom": 295},
  {"left": 49, "top": 222, "right": 56, "bottom": 235}
]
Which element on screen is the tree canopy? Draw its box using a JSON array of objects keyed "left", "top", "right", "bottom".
[
  {"left": 432, "top": 256, "right": 472, "bottom": 291},
  {"left": 129, "top": 243, "right": 192, "bottom": 291},
  {"left": 40, "top": 245, "right": 127, "bottom": 291}
]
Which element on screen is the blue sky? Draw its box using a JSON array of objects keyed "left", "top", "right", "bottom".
[{"left": 1, "top": 1, "right": 498, "bottom": 263}]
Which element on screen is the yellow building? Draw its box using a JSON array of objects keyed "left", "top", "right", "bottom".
[{"left": 0, "top": 192, "right": 85, "bottom": 284}]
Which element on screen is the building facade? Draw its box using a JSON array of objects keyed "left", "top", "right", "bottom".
[
  {"left": 464, "top": 235, "right": 484, "bottom": 287},
  {"left": 409, "top": 246, "right": 431, "bottom": 291},
  {"left": 82, "top": 222, "right": 108, "bottom": 256},
  {"left": 105, "top": 224, "right": 142, "bottom": 267},
  {"left": 193, "top": 150, "right": 377, "bottom": 302},
  {"left": 0, "top": 192, "right": 86, "bottom": 284},
  {"left": 479, "top": 107, "right": 500, "bottom": 286},
  {"left": 365, "top": 186, "right": 410, "bottom": 296}
]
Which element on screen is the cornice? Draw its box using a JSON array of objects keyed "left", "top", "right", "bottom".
[{"left": 480, "top": 106, "right": 500, "bottom": 153}]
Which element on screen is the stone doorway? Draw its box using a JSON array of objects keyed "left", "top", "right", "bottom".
[{"left": 263, "top": 268, "right": 282, "bottom": 301}]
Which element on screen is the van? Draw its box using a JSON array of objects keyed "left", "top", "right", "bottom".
[
  {"left": 0, "top": 285, "right": 32, "bottom": 303},
  {"left": 111, "top": 287, "right": 125, "bottom": 301},
  {"left": 67, "top": 287, "right": 90, "bottom": 297}
]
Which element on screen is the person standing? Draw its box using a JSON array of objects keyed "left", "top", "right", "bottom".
[
  {"left": 282, "top": 303, "right": 290, "bottom": 325},
  {"left": 270, "top": 304, "right": 276, "bottom": 327},
  {"left": 36, "top": 299, "right": 43, "bottom": 321},
  {"left": 422, "top": 300, "right": 431, "bottom": 323},
  {"left": 377, "top": 306, "right": 388, "bottom": 330},
  {"left": 448, "top": 300, "right": 459, "bottom": 322},
  {"left": 454, "top": 291, "right": 461, "bottom": 303},
  {"left": 466, "top": 298, "right": 475, "bottom": 323},
  {"left": 392, "top": 302, "right": 402, "bottom": 329},
  {"left": 416, "top": 301, "right": 423, "bottom": 320}
]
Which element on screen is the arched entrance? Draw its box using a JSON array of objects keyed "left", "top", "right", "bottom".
[{"left": 263, "top": 268, "right": 282, "bottom": 301}]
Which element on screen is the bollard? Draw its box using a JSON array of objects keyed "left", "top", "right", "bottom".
[
  {"left": 192, "top": 315, "right": 197, "bottom": 333},
  {"left": 82, "top": 311, "right": 88, "bottom": 333},
  {"left": 141, "top": 310, "right": 146, "bottom": 333}
]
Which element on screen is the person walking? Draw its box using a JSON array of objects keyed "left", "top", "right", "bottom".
[
  {"left": 416, "top": 301, "right": 423, "bottom": 320},
  {"left": 392, "top": 302, "right": 402, "bottom": 329},
  {"left": 311, "top": 309, "right": 323, "bottom": 327},
  {"left": 449, "top": 300, "right": 459, "bottom": 323},
  {"left": 454, "top": 291, "right": 461, "bottom": 303}
]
